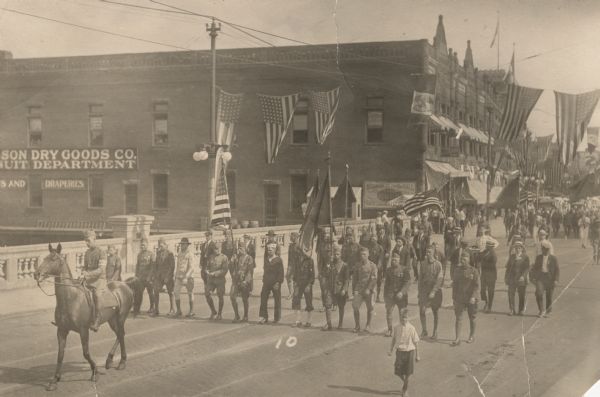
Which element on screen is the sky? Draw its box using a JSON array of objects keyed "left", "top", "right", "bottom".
[{"left": 2, "top": 0, "right": 600, "bottom": 144}]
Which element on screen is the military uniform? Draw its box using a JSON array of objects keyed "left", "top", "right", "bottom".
[
  {"left": 367, "top": 239, "right": 385, "bottom": 302},
  {"left": 504, "top": 253, "right": 530, "bottom": 315},
  {"left": 291, "top": 254, "right": 315, "bottom": 313},
  {"left": 478, "top": 247, "right": 497, "bottom": 312},
  {"left": 133, "top": 247, "right": 156, "bottom": 315},
  {"left": 341, "top": 239, "right": 361, "bottom": 290},
  {"left": 229, "top": 252, "right": 255, "bottom": 321},
  {"left": 83, "top": 245, "right": 107, "bottom": 330},
  {"left": 352, "top": 259, "right": 377, "bottom": 331},
  {"left": 384, "top": 259, "right": 411, "bottom": 333},
  {"left": 417, "top": 256, "right": 443, "bottom": 338},
  {"left": 105, "top": 252, "right": 122, "bottom": 281},
  {"left": 153, "top": 246, "right": 176, "bottom": 315},
  {"left": 286, "top": 239, "right": 302, "bottom": 297},
  {"left": 452, "top": 259, "right": 480, "bottom": 344},
  {"left": 205, "top": 252, "right": 229, "bottom": 318},
  {"left": 200, "top": 239, "right": 217, "bottom": 283},
  {"left": 174, "top": 243, "right": 195, "bottom": 317},
  {"left": 321, "top": 255, "right": 350, "bottom": 328},
  {"left": 259, "top": 254, "right": 284, "bottom": 322}
]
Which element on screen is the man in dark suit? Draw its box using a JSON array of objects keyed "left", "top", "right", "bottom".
[{"left": 531, "top": 240, "right": 560, "bottom": 317}]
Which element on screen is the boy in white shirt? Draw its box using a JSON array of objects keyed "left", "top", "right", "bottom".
[{"left": 388, "top": 308, "right": 420, "bottom": 396}]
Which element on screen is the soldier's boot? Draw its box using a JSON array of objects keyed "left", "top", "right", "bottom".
[
  {"left": 337, "top": 306, "right": 344, "bottom": 329},
  {"left": 353, "top": 310, "right": 360, "bottom": 332},
  {"left": 216, "top": 296, "right": 224, "bottom": 320},
  {"left": 467, "top": 317, "right": 476, "bottom": 343},
  {"left": 231, "top": 299, "right": 240, "bottom": 323},
  {"left": 432, "top": 310, "right": 439, "bottom": 339},
  {"left": 187, "top": 298, "right": 195, "bottom": 318},
  {"left": 321, "top": 309, "right": 332, "bottom": 331},
  {"left": 419, "top": 310, "right": 428, "bottom": 337},
  {"left": 453, "top": 315, "right": 462, "bottom": 346},
  {"left": 168, "top": 293, "right": 176, "bottom": 315},
  {"left": 242, "top": 298, "right": 249, "bottom": 322},
  {"left": 174, "top": 299, "right": 183, "bottom": 318},
  {"left": 365, "top": 308, "right": 373, "bottom": 332},
  {"left": 151, "top": 291, "right": 159, "bottom": 317},
  {"left": 90, "top": 290, "right": 101, "bottom": 332}
]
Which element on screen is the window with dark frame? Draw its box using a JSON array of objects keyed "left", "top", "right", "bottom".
[
  {"left": 366, "top": 97, "right": 384, "bottom": 143},
  {"left": 29, "top": 175, "right": 43, "bottom": 208},
  {"left": 226, "top": 170, "right": 236, "bottom": 209},
  {"left": 153, "top": 173, "right": 168, "bottom": 209},
  {"left": 292, "top": 99, "right": 309, "bottom": 144},
  {"left": 428, "top": 130, "right": 436, "bottom": 146},
  {"left": 28, "top": 106, "right": 42, "bottom": 147},
  {"left": 153, "top": 102, "right": 169, "bottom": 146},
  {"left": 89, "top": 104, "right": 103, "bottom": 147},
  {"left": 89, "top": 175, "right": 104, "bottom": 208},
  {"left": 290, "top": 174, "right": 308, "bottom": 212}
]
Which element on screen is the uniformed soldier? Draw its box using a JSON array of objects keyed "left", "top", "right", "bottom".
[
  {"left": 384, "top": 252, "right": 411, "bottom": 337},
  {"left": 82, "top": 230, "right": 107, "bottom": 332},
  {"left": 153, "top": 237, "right": 176, "bottom": 317},
  {"left": 451, "top": 246, "right": 480, "bottom": 345},
  {"left": 133, "top": 238, "right": 156, "bottom": 316},
  {"left": 321, "top": 244, "right": 350, "bottom": 331},
  {"left": 340, "top": 230, "right": 361, "bottom": 293},
  {"left": 286, "top": 232, "right": 301, "bottom": 300},
  {"left": 105, "top": 245, "right": 122, "bottom": 282},
  {"left": 316, "top": 228, "right": 333, "bottom": 311},
  {"left": 221, "top": 229, "right": 236, "bottom": 260},
  {"left": 418, "top": 244, "right": 443, "bottom": 339},
  {"left": 200, "top": 230, "right": 217, "bottom": 284},
  {"left": 229, "top": 240, "right": 255, "bottom": 322},
  {"left": 205, "top": 242, "right": 229, "bottom": 320},
  {"left": 352, "top": 247, "right": 378, "bottom": 333},
  {"left": 243, "top": 234, "right": 256, "bottom": 261},
  {"left": 173, "top": 237, "right": 195, "bottom": 318},
  {"left": 368, "top": 233, "right": 385, "bottom": 303},
  {"left": 292, "top": 249, "right": 315, "bottom": 327},
  {"left": 259, "top": 242, "right": 284, "bottom": 324}
]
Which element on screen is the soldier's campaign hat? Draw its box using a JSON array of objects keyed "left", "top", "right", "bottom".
[
  {"left": 513, "top": 240, "right": 524, "bottom": 248},
  {"left": 453, "top": 226, "right": 462, "bottom": 233},
  {"left": 83, "top": 230, "right": 96, "bottom": 240},
  {"left": 179, "top": 237, "right": 191, "bottom": 245},
  {"left": 540, "top": 240, "right": 552, "bottom": 249},
  {"left": 395, "top": 235, "right": 406, "bottom": 244},
  {"left": 243, "top": 234, "right": 252, "bottom": 240},
  {"left": 266, "top": 230, "right": 277, "bottom": 237},
  {"left": 485, "top": 240, "right": 497, "bottom": 248},
  {"left": 538, "top": 229, "right": 548, "bottom": 236},
  {"left": 460, "top": 239, "right": 469, "bottom": 247}
]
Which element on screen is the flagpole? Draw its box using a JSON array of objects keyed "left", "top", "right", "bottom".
[
  {"left": 497, "top": 11, "right": 500, "bottom": 71},
  {"left": 327, "top": 151, "right": 334, "bottom": 257},
  {"left": 207, "top": 18, "right": 221, "bottom": 228},
  {"left": 343, "top": 163, "right": 349, "bottom": 236}
]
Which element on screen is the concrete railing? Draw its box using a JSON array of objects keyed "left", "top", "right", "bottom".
[{"left": 0, "top": 215, "right": 397, "bottom": 290}]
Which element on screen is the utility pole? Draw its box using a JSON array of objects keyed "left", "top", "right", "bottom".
[{"left": 206, "top": 18, "right": 221, "bottom": 228}]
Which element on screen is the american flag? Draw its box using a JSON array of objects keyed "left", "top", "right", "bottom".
[
  {"left": 518, "top": 190, "right": 536, "bottom": 205},
  {"left": 403, "top": 189, "right": 444, "bottom": 216},
  {"left": 533, "top": 134, "right": 553, "bottom": 164},
  {"left": 216, "top": 89, "right": 243, "bottom": 146},
  {"left": 210, "top": 155, "right": 231, "bottom": 227},
  {"left": 497, "top": 84, "right": 543, "bottom": 142},
  {"left": 555, "top": 89, "right": 600, "bottom": 165},
  {"left": 258, "top": 93, "right": 300, "bottom": 164},
  {"left": 311, "top": 87, "right": 340, "bottom": 145},
  {"left": 544, "top": 157, "right": 565, "bottom": 189}
]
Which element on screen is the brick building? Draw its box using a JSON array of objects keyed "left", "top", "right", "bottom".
[{"left": 0, "top": 15, "right": 509, "bottom": 233}]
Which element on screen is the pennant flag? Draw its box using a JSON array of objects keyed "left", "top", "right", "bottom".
[
  {"left": 311, "top": 87, "right": 340, "bottom": 145},
  {"left": 216, "top": 89, "right": 243, "bottom": 146},
  {"left": 555, "top": 89, "right": 600, "bottom": 166},
  {"left": 497, "top": 84, "right": 543, "bottom": 142},
  {"left": 504, "top": 51, "right": 515, "bottom": 84},
  {"left": 402, "top": 189, "right": 444, "bottom": 216},
  {"left": 490, "top": 15, "right": 499, "bottom": 48},
  {"left": 210, "top": 154, "right": 232, "bottom": 227},
  {"left": 587, "top": 126, "right": 599, "bottom": 152},
  {"left": 332, "top": 171, "right": 357, "bottom": 219},
  {"left": 299, "top": 172, "right": 331, "bottom": 253},
  {"left": 411, "top": 91, "right": 435, "bottom": 115},
  {"left": 303, "top": 174, "right": 320, "bottom": 216},
  {"left": 258, "top": 93, "right": 300, "bottom": 164}
]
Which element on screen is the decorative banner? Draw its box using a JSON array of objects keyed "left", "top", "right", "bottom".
[
  {"left": 0, "top": 148, "right": 137, "bottom": 170},
  {"left": 43, "top": 179, "right": 87, "bottom": 190},
  {"left": 0, "top": 179, "right": 27, "bottom": 189},
  {"left": 410, "top": 91, "right": 435, "bottom": 115},
  {"left": 363, "top": 181, "right": 416, "bottom": 209}
]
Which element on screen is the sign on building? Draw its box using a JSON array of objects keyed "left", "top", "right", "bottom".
[
  {"left": 363, "top": 181, "right": 417, "bottom": 209},
  {"left": 0, "top": 179, "right": 27, "bottom": 189},
  {"left": 42, "top": 179, "right": 87, "bottom": 190},
  {"left": 0, "top": 148, "right": 138, "bottom": 170}
]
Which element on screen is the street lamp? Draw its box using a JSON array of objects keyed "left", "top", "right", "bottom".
[{"left": 192, "top": 143, "right": 233, "bottom": 162}]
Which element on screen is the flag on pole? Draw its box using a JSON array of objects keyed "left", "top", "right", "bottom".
[
  {"left": 504, "top": 51, "right": 515, "bottom": 84},
  {"left": 518, "top": 190, "right": 536, "bottom": 204},
  {"left": 490, "top": 16, "right": 499, "bottom": 48},
  {"left": 299, "top": 172, "right": 331, "bottom": 253},
  {"left": 311, "top": 87, "right": 340, "bottom": 145},
  {"left": 303, "top": 173, "right": 320, "bottom": 216},
  {"left": 555, "top": 89, "right": 600, "bottom": 166},
  {"left": 216, "top": 89, "right": 243, "bottom": 146},
  {"left": 332, "top": 172, "right": 356, "bottom": 219},
  {"left": 497, "top": 84, "right": 543, "bottom": 142},
  {"left": 587, "top": 126, "right": 599, "bottom": 152},
  {"left": 210, "top": 154, "right": 231, "bottom": 227},
  {"left": 402, "top": 189, "right": 444, "bottom": 216},
  {"left": 258, "top": 93, "right": 300, "bottom": 164}
]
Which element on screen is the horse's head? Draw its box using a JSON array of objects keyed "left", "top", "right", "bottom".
[{"left": 35, "top": 243, "right": 64, "bottom": 282}]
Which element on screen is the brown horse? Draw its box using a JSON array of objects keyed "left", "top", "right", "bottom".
[{"left": 34, "top": 243, "right": 135, "bottom": 391}]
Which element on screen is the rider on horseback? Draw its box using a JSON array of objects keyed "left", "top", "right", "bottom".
[{"left": 83, "top": 230, "right": 107, "bottom": 332}]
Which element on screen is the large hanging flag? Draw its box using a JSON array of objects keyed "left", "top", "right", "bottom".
[
  {"left": 311, "top": 87, "right": 340, "bottom": 144},
  {"left": 216, "top": 89, "right": 243, "bottom": 146},
  {"left": 497, "top": 84, "right": 543, "bottom": 142},
  {"left": 533, "top": 134, "right": 553, "bottom": 164},
  {"left": 299, "top": 172, "right": 331, "bottom": 253},
  {"left": 210, "top": 155, "right": 231, "bottom": 227},
  {"left": 403, "top": 189, "right": 444, "bottom": 216},
  {"left": 258, "top": 93, "right": 300, "bottom": 164},
  {"left": 555, "top": 89, "right": 600, "bottom": 166},
  {"left": 587, "top": 126, "right": 599, "bottom": 152}
]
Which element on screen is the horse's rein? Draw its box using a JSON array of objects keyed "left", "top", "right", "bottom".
[{"left": 37, "top": 275, "right": 86, "bottom": 296}]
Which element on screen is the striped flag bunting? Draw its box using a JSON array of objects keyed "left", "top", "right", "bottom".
[
  {"left": 555, "top": 89, "right": 600, "bottom": 166},
  {"left": 533, "top": 134, "right": 553, "bottom": 164},
  {"left": 216, "top": 89, "right": 243, "bottom": 146},
  {"left": 518, "top": 190, "right": 536, "bottom": 204},
  {"left": 497, "top": 84, "right": 543, "bottom": 142},
  {"left": 310, "top": 87, "right": 340, "bottom": 145},
  {"left": 210, "top": 154, "right": 231, "bottom": 227},
  {"left": 402, "top": 189, "right": 444, "bottom": 216},
  {"left": 258, "top": 93, "right": 300, "bottom": 164}
]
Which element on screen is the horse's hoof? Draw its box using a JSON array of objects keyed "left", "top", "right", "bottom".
[
  {"left": 116, "top": 361, "right": 126, "bottom": 370},
  {"left": 105, "top": 359, "right": 113, "bottom": 370},
  {"left": 46, "top": 382, "right": 57, "bottom": 391},
  {"left": 90, "top": 370, "right": 98, "bottom": 383}
]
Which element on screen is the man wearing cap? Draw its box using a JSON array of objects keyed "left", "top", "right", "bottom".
[
  {"left": 82, "top": 230, "right": 107, "bottom": 332},
  {"left": 263, "top": 230, "right": 281, "bottom": 263},
  {"left": 418, "top": 244, "right": 443, "bottom": 339},
  {"left": 243, "top": 234, "right": 256, "bottom": 260},
  {"left": 259, "top": 241, "right": 284, "bottom": 324},
  {"left": 133, "top": 238, "right": 156, "bottom": 316},
  {"left": 222, "top": 230, "right": 236, "bottom": 260},
  {"left": 291, "top": 249, "right": 315, "bottom": 327},
  {"left": 391, "top": 210, "right": 404, "bottom": 240},
  {"left": 205, "top": 242, "right": 229, "bottom": 320},
  {"left": 200, "top": 231, "right": 217, "bottom": 284},
  {"left": 367, "top": 233, "right": 385, "bottom": 303},
  {"left": 477, "top": 229, "right": 499, "bottom": 253},
  {"left": 352, "top": 247, "right": 378, "bottom": 333},
  {"left": 451, "top": 246, "right": 480, "bottom": 345},
  {"left": 286, "top": 232, "right": 301, "bottom": 300},
  {"left": 229, "top": 240, "right": 255, "bottom": 322},
  {"left": 504, "top": 240, "right": 529, "bottom": 316},
  {"left": 384, "top": 252, "right": 411, "bottom": 337},
  {"left": 531, "top": 240, "right": 560, "bottom": 317},
  {"left": 341, "top": 230, "right": 361, "bottom": 293},
  {"left": 105, "top": 245, "right": 122, "bottom": 282},
  {"left": 412, "top": 225, "right": 429, "bottom": 282},
  {"left": 321, "top": 244, "right": 350, "bottom": 330},
  {"left": 479, "top": 240, "right": 498, "bottom": 313},
  {"left": 152, "top": 237, "right": 176, "bottom": 316},
  {"left": 174, "top": 237, "right": 195, "bottom": 318},
  {"left": 316, "top": 229, "right": 333, "bottom": 311}
]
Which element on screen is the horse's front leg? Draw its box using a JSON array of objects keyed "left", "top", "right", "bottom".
[
  {"left": 79, "top": 329, "right": 97, "bottom": 382},
  {"left": 46, "top": 328, "right": 68, "bottom": 391}
]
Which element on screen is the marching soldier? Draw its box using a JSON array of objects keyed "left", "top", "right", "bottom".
[
  {"left": 340, "top": 229, "right": 361, "bottom": 294},
  {"left": 451, "top": 246, "right": 480, "bottom": 345},
  {"left": 479, "top": 240, "right": 498, "bottom": 313},
  {"left": 292, "top": 249, "right": 315, "bottom": 327},
  {"left": 133, "top": 238, "right": 156, "bottom": 316},
  {"left": 200, "top": 230, "right": 217, "bottom": 284},
  {"left": 286, "top": 232, "right": 301, "bottom": 300},
  {"left": 229, "top": 240, "right": 255, "bottom": 322},
  {"left": 82, "top": 230, "right": 107, "bottom": 332},
  {"left": 418, "top": 244, "right": 443, "bottom": 339},
  {"left": 222, "top": 230, "right": 236, "bottom": 260},
  {"left": 259, "top": 242, "right": 284, "bottom": 324},
  {"left": 321, "top": 244, "right": 350, "bottom": 330},
  {"left": 243, "top": 234, "right": 256, "bottom": 260},
  {"left": 317, "top": 229, "right": 333, "bottom": 310},
  {"left": 384, "top": 252, "right": 411, "bottom": 337},
  {"left": 204, "top": 242, "right": 229, "bottom": 320},
  {"left": 173, "top": 237, "right": 195, "bottom": 318},
  {"left": 153, "top": 237, "right": 176, "bottom": 317},
  {"left": 352, "top": 247, "right": 378, "bottom": 333},
  {"left": 105, "top": 245, "right": 122, "bottom": 282},
  {"left": 369, "top": 232, "right": 385, "bottom": 303}
]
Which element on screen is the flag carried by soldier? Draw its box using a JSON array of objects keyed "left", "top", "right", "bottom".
[
  {"left": 497, "top": 84, "right": 543, "bottom": 142},
  {"left": 299, "top": 172, "right": 332, "bottom": 253},
  {"left": 258, "top": 93, "right": 300, "bottom": 164},
  {"left": 403, "top": 189, "right": 444, "bottom": 216},
  {"left": 555, "top": 89, "right": 600, "bottom": 165},
  {"left": 310, "top": 87, "right": 340, "bottom": 145},
  {"left": 216, "top": 89, "right": 244, "bottom": 146},
  {"left": 210, "top": 154, "right": 232, "bottom": 227}
]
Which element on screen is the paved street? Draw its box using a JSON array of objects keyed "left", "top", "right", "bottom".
[{"left": 0, "top": 233, "right": 598, "bottom": 397}]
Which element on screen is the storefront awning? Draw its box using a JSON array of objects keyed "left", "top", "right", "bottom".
[
  {"left": 425, "top": 160, "right": 470, "bottom": 190},
  {"left": 466, "top": 180, "right": 502, "bottom": 205},
  {"left": 458, "top": 123, "right": 492, "bottom": 144},
  {"left": 430, "top": 114, "right": 461, "bottom": 132}
]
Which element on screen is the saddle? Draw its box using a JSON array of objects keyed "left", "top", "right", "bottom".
[{"left": 83, "top": 285, "right": 120, "bottom": 311}]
